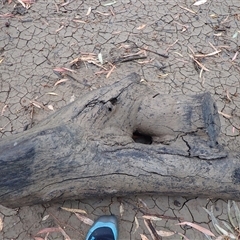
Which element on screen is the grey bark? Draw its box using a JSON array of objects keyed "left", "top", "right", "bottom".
[{"left": 1, "top": 73, "right": 238, "bottom": 209}]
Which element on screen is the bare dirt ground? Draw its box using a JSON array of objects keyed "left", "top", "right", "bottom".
[{"left": 0, "top": 0, "right": 240, "bottom": 239}]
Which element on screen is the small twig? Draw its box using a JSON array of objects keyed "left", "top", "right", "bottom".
[
  {"left": 54, "top": 2, "right": 59, "bottom": 12},
  {"left": 226, "top": 89, "right": 232, "bottom": 102},
  {"left": 110, "top": 8, "right": 115, "bottom": 16},
  {"left": 178, "top": 4, "right": 196, "bottom": 14},
  {"left": 60, "top": 0, "right": 70, "bottom": 6},
  {"left": 199, "top": 68, "right": 204, "bottom": 80},
  {"left": 30, "top": 100, "right": 49, "bottom": 111},
  {"left": 88, "top": 60, "right": 108, "bottom": 70},
  {"left": 208, "top": 42, "right": 219, "bottom": 52},
  {"left": 144, "top": 219, "right": 162, "bottom": 240},
  {"left": 194, "top": 50, "right": 221, "bottom": 58},
  {"left": 232, "top": 51, "right": 239, "bottom": 62},
  {"left": 0, "top": 122, "right": 11, "bottom": 132},
  {"left": 137, "top": 58, "right": 155, "bottom": 64},
  {"left": 106, "top": 64, "right": 116, "bottom": 78},
  {"left": 218, "top": 111, "right": 232, "bottom": 119},
  {"left": 189, "top": 54, "right": 210, "bottom": 71},
  {"left": 165, "top": 39, "right": 179, "bottom": 52},
  {"left": 139, "top": 47, "right": 169, "bottom": 58},
  {"left": 0, "top": 13, "right": 14, "bottom": 18},
  {"left": 113, "top": 55, "right": 147, "bottom": 64},
  {"left": 56, "top": 25, "right": 64, "bottom": 33},
  {"left": 1, "top": 105, "right": 8, "bottom": 116}
]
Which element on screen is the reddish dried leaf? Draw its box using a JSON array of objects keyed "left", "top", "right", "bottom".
[
  {"left": 53, "top": 67, "right": 67, "bottom": 73},
  {"left": 62, "top": 67, "right": 76, "bottom": 73},
  {"left": 34, "top": 237, "right": 44, "bottom": 240},
  {"left": 144, "top": 213, "right": 182, "bottom": 221},
  {"left": 0, "top": 13, "right": 14, "bottom": 18},
  {"left": 36, "top": 227, "right": 60, "bottom": 235},
  {"left": 176, "top": 222, "right": 215, "bottom": 237}
]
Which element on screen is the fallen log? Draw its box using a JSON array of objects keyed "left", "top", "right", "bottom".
[{"left": 1, "top": 73, "right": 238, "bottom": 209}]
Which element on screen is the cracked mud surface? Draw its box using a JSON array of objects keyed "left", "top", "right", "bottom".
[{"left": 0, "top": 0, "right": 240, "bottom": 239}]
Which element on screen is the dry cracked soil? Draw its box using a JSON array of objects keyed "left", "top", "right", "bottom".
[{"left": 0, "top": 0, "right": 240, "bottom": 239}]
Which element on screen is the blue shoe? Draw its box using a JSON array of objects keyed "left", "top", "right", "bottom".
[{"left": 85, "top": 215, "right": 118, "bottom": 240}]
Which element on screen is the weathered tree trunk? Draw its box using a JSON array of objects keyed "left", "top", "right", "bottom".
[{"left": 1, "top": 73, "right": 238, "bottom": 209}]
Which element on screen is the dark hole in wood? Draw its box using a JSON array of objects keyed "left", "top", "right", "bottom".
[
  {"left": 110, "top": 97, "right": 118, "bottom": 105},
  {"left": 132, "top": 130, "right": 152, "bottom": 144},
  {"left": 108, "top": 107, "right": 112, "bottom": 112}
]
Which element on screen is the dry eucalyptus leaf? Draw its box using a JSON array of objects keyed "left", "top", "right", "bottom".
[
  {"left": 156, "top": 230, "right": 175, "bottom": 237},
  {"left": 46, "top": 92, "right": 58, "bottom": 96},
  {"left": 70, "top": 94, "right": 75, "bottom": 103},
  {"left": 54, "top": 79, "right": 68, "bottom": 86},
  {"left": 98, "top": 52, "right": 103, "bottom": 64},
  {"left": 75, "top": 213, "right": 93, "bottom": 225},
  {"left": 0, "top": 217, "right": 3, "bottom": 232},
  {"left": 176, "top": 222, "right": 215, "bottom": 237},
  {"left": 133, "top": 216, "right": 139, "bottom": 234},
  {"left": 140, "top": 234, "right": 150, "bottom": 240},
  {"left": 48, "top": 105, "right": 54, "bottom": 111},
  {"left": 193, "top": 0, "right": 207, "bottom": 6},
  {"left": 86, "top": 6, "right": 91, "bottom": 15},
  {"left": 103, "top": 1, "right": 116, "bottom": 6},
  {"left": 41, "top": 215, "right": 49, "bottom": 221},
  {"left": 137, "top": 24, "right": 146, "bottom": 30},
  {"left": 142, "top": 215, "right": 162, "bottom": 221},
  {"left": 36, "top": 227, "right": 60, "bottom": 235},
  {"left": 34, "top": 237, "right": 44, "bottom": 240},
  {"left": 119, "top": 203, "right": 124, "bottom": 217},
  {"left": 61, "top": 207, "right": 87, "bottom": 215}
]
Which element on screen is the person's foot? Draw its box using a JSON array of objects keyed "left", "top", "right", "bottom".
[{"left": 85, "top": 215, "right": 118, "bottom": 240}]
